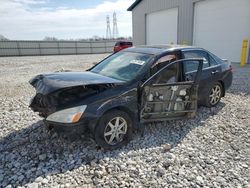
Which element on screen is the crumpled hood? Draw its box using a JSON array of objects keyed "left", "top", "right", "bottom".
[{"left": 29, "top": 71, "right": 124, "bottom": 95}]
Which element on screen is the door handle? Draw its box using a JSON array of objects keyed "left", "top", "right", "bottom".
[{"left": 211, "top": 70, "right": 219, "bottom": 75}]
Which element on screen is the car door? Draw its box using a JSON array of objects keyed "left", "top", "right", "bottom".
[
  {"left": 140, "top": 58, "right": 203, "bottom": 123},
  {"left": 181, "top": 50, "right": 222, "bottom": 102}
]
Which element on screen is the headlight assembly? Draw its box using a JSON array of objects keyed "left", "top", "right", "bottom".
[{"left": 46, "top": 105, "right": 87, "bottom": 123}]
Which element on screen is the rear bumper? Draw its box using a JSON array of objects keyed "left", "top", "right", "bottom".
[{"left": 223, "top": 71, "right": 233, "bottom": 91}]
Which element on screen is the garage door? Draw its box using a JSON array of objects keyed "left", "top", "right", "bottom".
[
  {"left": 193, "top": 0, "right": 250, "bottom": 62},
  {"left": 146, "top": 8, "right": 178, "bottom": 45}
]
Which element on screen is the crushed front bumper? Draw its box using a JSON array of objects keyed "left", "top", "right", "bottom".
[
  {"left": 43, "top": 120, "right": 89, "bottom": 136},
  {"left": 43, "top": 115, "right": 99, "bottom": 136}
]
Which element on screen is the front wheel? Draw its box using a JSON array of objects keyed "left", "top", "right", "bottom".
[
  {"left": 94, "top": 110, "right": 133, "bottom": 150},
  {"left": 205, "top": 82, "right": 223, "bottom": 107}
]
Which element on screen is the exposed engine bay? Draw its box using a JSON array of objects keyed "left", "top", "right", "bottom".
[{"left": 30, "top": 84, "right": 114, "bottom": 117}]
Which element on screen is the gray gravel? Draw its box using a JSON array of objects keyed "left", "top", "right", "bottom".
[{"left": 0, "top": 55, "right": 249, "bottom": 188}]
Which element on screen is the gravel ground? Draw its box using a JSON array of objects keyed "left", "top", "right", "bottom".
[{"left": 0, "top": 54, "right": 249, "bottom": 188}]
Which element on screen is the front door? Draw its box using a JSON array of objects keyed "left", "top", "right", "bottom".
[{"left": 140, "top": 58, "right": 203, "bottom": 123}]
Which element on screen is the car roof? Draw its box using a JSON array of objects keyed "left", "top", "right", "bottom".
[
  {"left": 123, "top": 44, "right": 203, "bottom": 55},
  {"left": 116, "top": 40, "right": 132, "bottom": 43}
]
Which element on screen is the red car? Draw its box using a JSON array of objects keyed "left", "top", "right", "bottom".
[{"left": 113, "top": 41, "right": 133, "bottom": 53}]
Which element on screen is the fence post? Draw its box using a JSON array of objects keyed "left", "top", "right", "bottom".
[
  {"left": 90, "top": 42, "right": 93, "bottom": 54},
  {"left": 57, "top": 41, "right": 60, "bottom": 55},
  {"left": 38, "top": 42, "right": 42, "bottom": 55},
  {"left": 17, "top": 41, "right": 21, "bottom": 56},
  {"left": 75, "top": 41, "right": 78, "bottom": 55},
  {"left": 104, "top": 41, "right": 107, "bottom": 53}
]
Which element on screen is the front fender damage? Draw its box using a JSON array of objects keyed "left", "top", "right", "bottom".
[{"left": 29, "top": 84, "right": 117, "bottom": 118}]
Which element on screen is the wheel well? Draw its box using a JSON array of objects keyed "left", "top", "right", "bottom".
[
  {"left": 99, "top": 106, "right": 138, "bottom": 130},
  {"left": 104, "top": 106, "right": 135, "bottom": 120},
  {"left": 218, "top": 80, "right": 225, "bottom": 97}
]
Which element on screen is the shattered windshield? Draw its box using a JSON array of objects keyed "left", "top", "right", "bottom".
[{"left": 90, "top": 52, "right": 153, "bottom": 81}]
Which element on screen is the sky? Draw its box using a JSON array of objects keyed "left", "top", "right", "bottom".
[{"left": 0, "top": 0, "right": 134, "bottom": 40}]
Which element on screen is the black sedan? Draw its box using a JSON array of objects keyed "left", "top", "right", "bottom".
[{"left": 29, "top": 45, "right": 233, "bottom": 150}]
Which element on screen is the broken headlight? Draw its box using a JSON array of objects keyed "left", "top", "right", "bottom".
[{"left": 46, "top": 105, "right": 87, "bottom": 123}]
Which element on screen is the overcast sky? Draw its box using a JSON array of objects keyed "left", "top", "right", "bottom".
[{"left": 0, "top": 0, "right": 134, "bottom": 40}]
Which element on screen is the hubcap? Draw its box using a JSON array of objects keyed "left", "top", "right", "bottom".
[
  {"left": 104, "top": 117, "right": 128, "bottom": 145},
  {"left": 209, "top": 85, "right": 221, "bottom": 105}
]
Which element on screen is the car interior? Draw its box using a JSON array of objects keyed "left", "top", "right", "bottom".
[{"left": 141, "top": 53, "right": 200, "bottom": 122}]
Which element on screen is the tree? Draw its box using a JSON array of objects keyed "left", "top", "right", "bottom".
[
  {"left": 92, "top": 35, "right": 101, "bottom": 41},
  {"left": 43, "top": 36, "right": 58, "bottom": 41},
  {"left": 0, "top": 34, "right": 9, "bottom": 41}
]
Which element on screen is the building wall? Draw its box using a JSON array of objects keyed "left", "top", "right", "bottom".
[
  {"left": 0, "top": 40, "right": 118, "bottom": 57},
  {"left": 132, "top": 0, "right": 201, "bottom": 45}
]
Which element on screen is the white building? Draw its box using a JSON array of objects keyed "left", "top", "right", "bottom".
[{"left": 128, "top": 0, "right": 250, "bottom": 62}]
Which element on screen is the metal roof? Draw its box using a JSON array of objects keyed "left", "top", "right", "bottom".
[
  {"left": 127, "top": 0, "right": 142, "bottom": 11},
  {"left": 124, "top": 45, "right": 199, "bottom": 55}
]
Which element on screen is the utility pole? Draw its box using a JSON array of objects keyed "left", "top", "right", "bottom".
[
  {"left": 106, "top": 15, "right": 112, "bottom": 39},
  {"left": 113, "top": 12, "right": 119, "bottom": 39}
]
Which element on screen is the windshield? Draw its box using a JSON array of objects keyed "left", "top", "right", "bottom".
[{"left": 90, "top": 52, "right": 153, "bottom": 81}]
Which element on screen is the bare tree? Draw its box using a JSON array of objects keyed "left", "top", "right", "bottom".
[
  {"left": 43, "top": 36, "right": 58, "bottom": 41},
  {"left": 0, "top": 34, "right": 9, "bottom": 41}
]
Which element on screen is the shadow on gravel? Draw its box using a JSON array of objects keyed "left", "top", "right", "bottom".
[
  {"left": 227, "top": 64, "right": 250, "bottom": 96},
  {"left": 0, "top": 102, "right": 225, "bottom": 187}
]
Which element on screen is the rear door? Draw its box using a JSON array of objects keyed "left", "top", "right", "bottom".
[
  {"left": 140, "top": 59, "right": 203, "bottom": 123},
  {"left": 182, "top": 49, "right": 221, "bottom": 81},
  {"left": 182, "top": 50, "right": 222, "bottom": 101}
]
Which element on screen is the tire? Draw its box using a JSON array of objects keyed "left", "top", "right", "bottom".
[
  {"left": 204, "top": 82, "right": 223, "bottom": 107},
  {"left": 94, "top": 110, "right": 133, "bottom": 150}
]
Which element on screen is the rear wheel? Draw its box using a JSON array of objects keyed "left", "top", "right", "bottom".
[
  {"left": 94, "top": 110, "right": 132, "bottom": 150},
  {"left": 205, "top": 82, "right": 223, "bottom": 107}
]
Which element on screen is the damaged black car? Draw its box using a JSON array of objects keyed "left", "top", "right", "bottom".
[{"left": 29, "top": 45, "right": 233, "bottom": 150}]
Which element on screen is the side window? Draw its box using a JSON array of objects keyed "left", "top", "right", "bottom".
[
  {"left": 208, "top": 54, "right": 218, "bottom": 66},
  {"left": 208, "top": 52, "right": 222, "bottom": 65},
  {"left": 153, "top": 63, "right": 178, "bottom": 84},
  {"left": 183, "top": 50, "right": 210, "bottom": 72},
  {"left": 151, "top": 52, "right": 178, "bottom": 74},
  {"left": 150, "top": 53, "right": 178, "bottom": 84},
  {"left": 182, "top": 61, "right": 201, "bottom": 81}
]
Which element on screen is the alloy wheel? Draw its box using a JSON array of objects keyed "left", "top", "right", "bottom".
[
  {"left": 209, "top": 85, "right": 221, "bottom": 105},
  {"left": 104, "top": 117, "right": 128, "bottom": 145}
]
